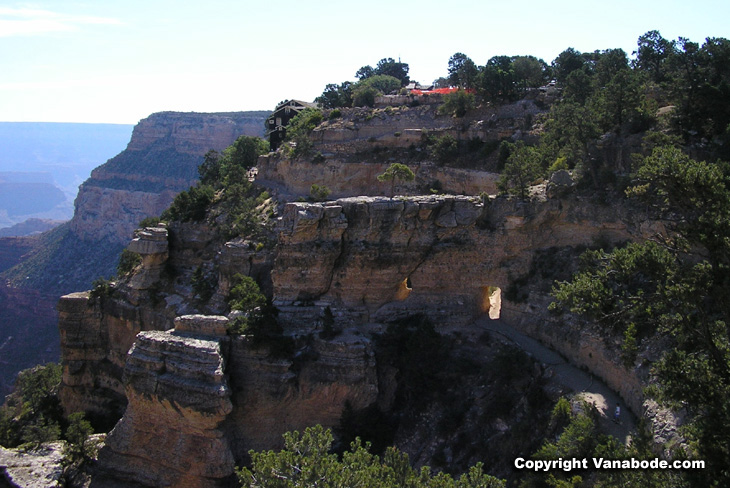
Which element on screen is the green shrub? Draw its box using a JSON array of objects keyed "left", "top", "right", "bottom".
[
  {"left": 429, "top": 134, "right": 459, "bottom": 165},
  {"left": 161, "top": 184, "right": 215, "bottom": 222},
  {"left": 89, "top": 277, "right": 113, "bottom": 300},
  {"left": 0, "top": 363, "right": 63, "bottom": 449},
  {"left": 191, "top": 265, "right": 216, "bottom": 303},
  {"left": 285, "top": 108, "right": 324, "bottom": 158},
  {"left": 227, "top": 274, "right": 266, "bottom": 313},
  {"left": 438, "top": 89, "right": 476, "bottom": 117},
  {"left": 352, "top": 74, "right": 402, "bottom": 107},
  {"left": 310, "top": 184, "right": 331, "bottom": 202},
  {"left": 353, "top": 85, "right": 380, "bottom": 108},
  {"left": 138, "top": 216, "right": 161, "bottom": 228},
  {"left": 62, "top": 412, "right": 97, "bottom": 466},
  {"left": 237, "top": 425, "right": 505, "bottom": 488},
  {"left": 117, "top": 249, "right": 141, "bottom": 277}
]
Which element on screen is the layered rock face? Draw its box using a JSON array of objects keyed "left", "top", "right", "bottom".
[
  {"left": 272, "top": 194, "right": 645, "bottom": 328},
  {"left": 96, "top": 316, "right": 234, "bottom": 488},
  {"left": 92, "top": 315, "right": 377, "bottom": 487},
  {"left": 71, "top": 111, "right": 268, "bottom": 245},
  {"left": 256, "top": 100, "right": 543, "bottom": 199},
  {"left": 272, "top": 195, "right": 660, "bottom": 415},
  {"left": 57, "top": 190, "right": 667, "bottom": 485}
]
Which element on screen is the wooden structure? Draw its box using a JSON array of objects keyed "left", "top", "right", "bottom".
[{"left": 265, "top": 99, "right": 317, "bottom": 150}]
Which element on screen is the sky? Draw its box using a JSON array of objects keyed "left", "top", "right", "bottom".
[{"left": 1, "top": 0, "right": 729, "bottom": 125}]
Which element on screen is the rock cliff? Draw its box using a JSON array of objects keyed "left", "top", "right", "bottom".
[
  {"left": 58, "top": 190, "right": 662, "bottom": 484},
  {"left": 0, "top": 111, "right": 268, "bottom": 397},
  {"left": 257, "top": 100, "right": 543, "bottom": 199},
  {"left": 53, "top": 100, "right": 677, "bottom": 486},
  {"left": 71, "top": 111, "right": 268, "bottom": 245}
]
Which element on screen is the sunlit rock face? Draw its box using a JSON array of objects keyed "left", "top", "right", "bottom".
[{"left": 70, "top": 111, "right": 267, "bottom": 245}]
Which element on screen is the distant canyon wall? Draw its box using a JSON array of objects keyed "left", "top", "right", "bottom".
[{"left": 71, "top": 111, "right": 268, "bottom": 245}]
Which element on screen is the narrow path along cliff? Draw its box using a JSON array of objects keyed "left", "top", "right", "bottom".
[{"left": 476, "top": 318, "right": 636, "bottom": 445}]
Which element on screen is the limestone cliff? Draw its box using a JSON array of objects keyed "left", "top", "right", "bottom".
[
  {"left": 256, "top": 100, "right": 543, "bottom": 199},
  {"left": 71, "top": 111, "right": 268, "bottom": 245},
  {"left": 0, "top": 111, "right": 267, "bottom": 396},
  {"left": 53, "top": 101, "right": 676, "bottom": 486},
  {"left": 58, "top": 190, "right": 664, "bottom": 485}
]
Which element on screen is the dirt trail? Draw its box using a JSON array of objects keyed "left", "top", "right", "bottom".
[{"left": 475, "top": 318, "right": 635, "bottom": 445}]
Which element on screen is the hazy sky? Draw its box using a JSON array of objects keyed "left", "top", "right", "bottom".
[{"left": 1, "top": 0, "right": 728, "bottom": 124}]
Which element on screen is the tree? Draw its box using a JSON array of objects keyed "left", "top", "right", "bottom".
[
  {"left": 551, "top": 146, "right": 730, "bottom": 486},
  {"left": 591, "top": 69, "right": 647, "bottom": 133},
  {"left": 552, "top": 48, "right": 585, "bottom": 83},
  {"left": 198, "top": 149, "right": 222, "bottom": 186},
  {"left": 377, "top": 163, "right": 415, "bottom": 197},
  {"left": 562, "top": 68, "right": 594, "bottom": 105},
  {"left": 63, "top": 412, "right": 97, "bottom": 466},
  {"left": 512, "top": 55, "right": 547, "bottom": 91},
  {"left": 351, "top": 75, "right": 402, "bottom": 107},
  {"left": 237, "top": 425, "right": 505, "bottom": 488},
  {"left": 478, "top": 56, "right": 516, "bottom": 102},
  {"left": 498, "top": 142, "right": 543, "bottom": 200},
  {"left": 356, "top": 58, "right": 410, "bottom": 86},
  {"left": 633, "top": 30, "right": 675, "bottom": 83},
  {"left": 375, "top": 57, "right": 410, "bottom": 86},
  {"left": 540, "top": 101, "right": 600, "bottom": 173},
  {"left": 594, "top": 48, "right": 629, "bottom": 88},
  {"left": 355, "top": 65, "right": 375, "bottom": 80},
  {"left": 0, "top": 363, "right": 63, "bottom": 449},
  {"left": 285, "top": 108, "right": 324, "bottom": 157},
  {"left": 117, "top": 249, "right": 141, "bottom": 277},
  {"left": 315, "top": 82, "right": 353, "bottom": 109},
  {"left": 223, "top": 135, "right": 269, "bottom": 172},
  {"left": 447, "top": 52, "right": 479, "bottom": 89},
  {"left": 439, "top": 89, "right": 475, "bottom": 117},
  {"left": 227, "top": 273, "right": 267, "bottom": 314}
]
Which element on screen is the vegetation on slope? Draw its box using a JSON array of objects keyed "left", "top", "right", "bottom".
[
  {"left": 237, "top": 425, "right": 504, "bottom": 488},
  {"left": 551, "top": 146, "right": 730, "bottom": 486}
]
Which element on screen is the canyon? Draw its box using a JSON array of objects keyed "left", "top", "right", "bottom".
[
  {"left": 5, "top": 95, "right": 674, "bottom": 486},
  {"left": 55, "top": 91, "right": 670, "bottom": 483},
  {"left": 0, "top": 111, "right": 268, "bottom": 398}
]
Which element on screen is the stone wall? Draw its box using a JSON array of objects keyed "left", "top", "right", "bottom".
[
  {"left": 256, "top": 156, "right": 500, "bottom": 199},
  {"left": 272, "top": 195, "right": 649, "bottom": 331}
]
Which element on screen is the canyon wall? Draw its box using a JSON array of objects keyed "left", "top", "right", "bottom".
[
  {"left": 58, "top": 191, "right": 663, "bottom": 485},
  {"left": 256, "top": 99, "right": 544, "bottom": 199},
  {"left": 71, "top": 111, "right": 268, "bottom": 245}
]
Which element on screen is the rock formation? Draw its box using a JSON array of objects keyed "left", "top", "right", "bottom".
[
  {"left": 58, "top": 189, "right": 662, "bottom": 484},
  {"left": 53, "top": 101, "right": 678, "bottom": 485},
  {"left": 257, "top": 99, "right": 543, "bottom": 199},
  {"left": 0, "top": 111, "right": 268, "bottom": 397},
  {"left": 71, "top": 111, "right": 268, "bottom": 245}
]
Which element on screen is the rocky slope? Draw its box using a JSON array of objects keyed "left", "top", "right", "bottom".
[{"left": 71, "top": 111, "right": 268, "bottom": 245}]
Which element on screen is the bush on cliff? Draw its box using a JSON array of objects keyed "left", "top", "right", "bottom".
[
  {"left": 284, "top": 108, "right": 323, "bottom": 158},
  {"left": 161, "top": 184, "right": 215, "bottom": 222},
  {"left": 236, "top": 425, "right": 505, "bottom": 488},
  {"left": 0, "top": 363, "right": 63, "bottom": 449},
  {"left": 117, "top": 249, "right": 141, "bottom": 277}
]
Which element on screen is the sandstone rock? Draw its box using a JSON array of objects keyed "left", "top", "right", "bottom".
[
  {"left": 70, "top": 111, "right": 267, "bottom": 246},
  {"left": 127, "top": 226, "right": 168, "bottom": 255},
  {"left": 97, "top": 327, "right": 234, "bottom": 488},
  {"left": 0, "top": 442, "right": 64, "bottom": 488},
  {"left": 546, "top": 170, "right": 575, "bottom": 198},
  {"left": 174, "top": 314, "right": 228, "bottom": 337}
]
